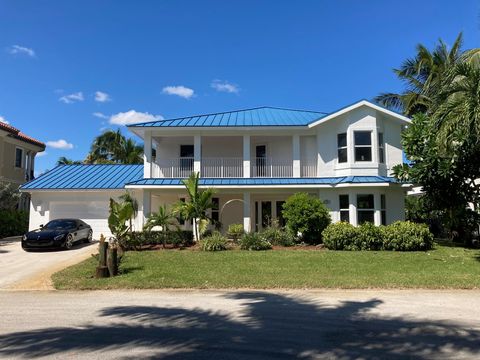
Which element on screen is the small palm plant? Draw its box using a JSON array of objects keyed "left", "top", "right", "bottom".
[
  {"left": 174, "top": 172, "right": 216, "bottom": 241},
  {"left": 144, "top": 205, "right": 179, "bottom": 248},
  {"left": 108, "top": 195, "right": 136, "bottom": 250}
]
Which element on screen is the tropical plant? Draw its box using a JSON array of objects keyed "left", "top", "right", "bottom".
[
  {"left": 119, "top": 191, "right": 138, "bottom": 232},
  {"left": 0, "top": 182, "right": 21, "bottom": 210},
  {"left": 282, "top": 192, "right": 331, "bottom": 244},
  {"left": 86, "top": 129, "right": 143, "bottom": 164},
  {"left": 56, "top": 157, "right": 83, "bottom": 165},
  {"left": 108, "top": 196, "right": 137, "bottom": 249},
  {"left": 375, "top": 33, "right": 469, "bottom": 116},
  {"left": 227, "top": 223, "right": 244, "bottom": 243},
  {"left": 240, "top": 232, "right": 272, "bottom": 251},
  {"left": 174, "top": 172, "right": 216, "bottom": 241},
  {"left": 144, "top": 205, "right": 179, "bottom": 248},
  {"left": 200, "top": 231, "right": 228, "bottom": 251}
]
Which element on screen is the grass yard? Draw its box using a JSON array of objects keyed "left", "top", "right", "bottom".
[{"left": 52, "top": 244, "right": 480, "bottom": 290}]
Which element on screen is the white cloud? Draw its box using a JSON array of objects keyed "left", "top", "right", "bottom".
[
  {"left": 162, "top": 85, "right": 194, "bottom": 99},
  {"left": 0, "top": 115, "right": 9, "bottom": 124},
  {"left": 59, "top": 92, "right": 84, "bottom": 104},
  {"left": 94, "top": 91, "right": 111, "bottom": 103},
  {"left": 211, "top": 79, "right": 239, "bottom": 93},
  {"left": 8, "top": 45, "right": 35, "bottom": 57},
  {"left": 46, "top": 139, "right": 74, "bottom": 149},
  {"left": 93, "top": 112, "right": 109, "bottom": 119},
  {"left": 36, "top": 151, "right": 47, "bottom": 157},
  {"left": 109, "top": 110, "right": 164, "bottom": 126}
]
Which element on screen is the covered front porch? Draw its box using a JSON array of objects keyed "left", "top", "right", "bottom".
[{"left": 140, "top": 188, "right": 297, "bottom": 234}]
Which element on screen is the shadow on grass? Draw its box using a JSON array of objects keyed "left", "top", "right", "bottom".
[
  {"left": 119, "top": 266, "right": 144, "bottom": 275},
  {"left": 0, "top": 292, "right": 479, "bottom": 359}
]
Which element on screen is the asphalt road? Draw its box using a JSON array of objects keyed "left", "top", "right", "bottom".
[
  {"left": 0, "top": 289, "right": 480, "bottom": 359},
  {"left": 0, "top": 239, "right": 96, "bottom": 289}
]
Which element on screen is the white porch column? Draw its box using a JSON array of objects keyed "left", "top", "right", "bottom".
[
  {"left": 316, "top": 131, "right": 322, "bottom": 177},
  {"left": 144, "top": 132, "right": 152, "bottom": 178},
  {"left": 374, "top": 192, "right": 382, "bottom": 226},
  {"left": 292, "top": 134, "right": 301, "bottom": 177},
  {"left": 243, "top": 191, "right": 251, "bottom": 232},
  {"left": 194, "top": 135, "right": 202, "bottom": 174},
  {"left": 243, "top": 135, "right": 250, "bottom": 178},
  {"left": 142, "top": 189, "right": 151, "bottom": 226},
  {"left": 349, "top": 192, "right": 357, "bottom": 226}
]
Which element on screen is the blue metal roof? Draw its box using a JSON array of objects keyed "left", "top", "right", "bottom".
[
  {"left": 128, "top": 106, "right": 327, "bottom": 128},
  {"left": 126, "top": 176, "right": 398, "bottom": 187},
  {"left": 21, "top": 164, "right": 144, "bottom": 190}
]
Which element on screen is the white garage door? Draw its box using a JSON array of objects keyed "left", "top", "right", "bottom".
[{"left": 49, "top": 201, "right": 111, "bottom": 239}]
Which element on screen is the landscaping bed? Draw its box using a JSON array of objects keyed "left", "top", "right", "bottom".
[{"left": 52, "top": 243, "right": 480, "bottom": 290}]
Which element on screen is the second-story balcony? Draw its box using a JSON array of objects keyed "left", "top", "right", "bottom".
[{"left": 152, "top": 157, "right": 318, "bottom": 178}]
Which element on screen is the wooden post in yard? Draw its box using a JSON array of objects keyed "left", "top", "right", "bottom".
[{"left": 95, "top": 240, "right": 109, "bottom": 278}]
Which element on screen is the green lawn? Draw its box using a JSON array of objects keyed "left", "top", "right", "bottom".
[{"left": 52, "top": 244, "right": 480, "bottom": 290}]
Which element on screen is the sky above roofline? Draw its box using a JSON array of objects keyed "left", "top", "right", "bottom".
[{"left": 1, "top": 0, "right": 479, "bottom": 174}]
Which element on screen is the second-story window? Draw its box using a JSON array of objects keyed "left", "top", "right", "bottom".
[
  {"left": 337, "top": 133, "right": 347, "bottom": 163},
  {"left": 15, "top": 148, "right": 23, "bottom": 168},
  {"left": 378, "top": 133, "right": 385, "bottom": 163},
  {"left": 354, "top": 131, "right": 372, "bottom": 162}
]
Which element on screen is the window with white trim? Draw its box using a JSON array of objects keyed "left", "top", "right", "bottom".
[
  {"left": 337, "top": 133, "right": 347, "bottom": 163},
  {"left": 15, "top": 148, "right": 23, "bottom": 168},
  {"left": 339, "top": 194, "right": 349, "bottom": 222},
  {"left": 357, "top": 194, "right": 374, "bottom": 224},
  {"left": 354, "top": 131, "right": 372, "bottom": 162},
  {"left": 378, "top": 133, "right": 385, "bottom": 163},
  {"left": 381, "top": 194, "right": 386, "bottom": 225}
]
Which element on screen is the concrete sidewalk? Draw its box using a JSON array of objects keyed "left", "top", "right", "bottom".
[{"left": 0, "top": 289, "right": 479, "bottom": 359}]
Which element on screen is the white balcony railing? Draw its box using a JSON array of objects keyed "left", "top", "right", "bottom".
[
  {"left": 301, "top": 157, "right": 318, "bottom": 177},
  {"left": 152, "top": 157, "right": 316, "bottom": 178},
  {"left": 202, "top": 157, "right": 243, "bottom": 178},
  {"left": 251, "top": 157, "right": 293, "bottom": 178}
]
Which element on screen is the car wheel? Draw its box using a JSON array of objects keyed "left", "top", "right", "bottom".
[
  {"left": 64, "top": 234, "right": 74, "bottom": 250},
  {"left": 84, "top": 230, "right": 93, "bottom": 243}
]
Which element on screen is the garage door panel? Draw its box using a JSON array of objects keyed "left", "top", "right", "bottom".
[{"left": 50, "top": 201, "right": 111, "bottom": 238}]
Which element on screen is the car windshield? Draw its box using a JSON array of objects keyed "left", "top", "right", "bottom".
[{"left": 44, "top": 220, "right": 76, "bottom": 230}]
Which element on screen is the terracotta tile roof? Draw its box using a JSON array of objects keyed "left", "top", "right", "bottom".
[{"left": 0, "top": 121, "right": 45, "bottom": 148}]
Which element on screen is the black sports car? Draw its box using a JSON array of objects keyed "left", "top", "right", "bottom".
[{"left": 22, "top": 219, "right": 93, "bottom": 250}]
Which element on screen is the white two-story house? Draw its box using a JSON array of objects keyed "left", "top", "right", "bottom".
[{"left": 22, "top": 100, "right": 410, "bottom": 237}]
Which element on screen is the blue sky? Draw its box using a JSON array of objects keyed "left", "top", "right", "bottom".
[{"left": 0, "top": 0, "right": 479, "bottom": 174}]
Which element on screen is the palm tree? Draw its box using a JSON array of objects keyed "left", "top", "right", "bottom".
[
  {"left": 433, "top": 62, "right": 480, "bottom": 145},
  {"left": 144, "top": 205, "right": 179, "bottom": 248},
  {"left": 86, "top": 130, "right": 143, "bottom": 164},
  {"left": 375, "top": 33, "right": 467, "bottom": 116},
  {"left": 56, "top": 157, "right": 83, "bottom": 165},
  {"left": 174, "top": 172, "right": 216, "bottom": 241}
]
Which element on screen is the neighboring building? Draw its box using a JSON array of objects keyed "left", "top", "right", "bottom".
[
  {"left": 1, "top": 121, "right": 45, "bottom": 209},
  {"left": 21, "top": 100, "right": 411, "bottom": 237}
]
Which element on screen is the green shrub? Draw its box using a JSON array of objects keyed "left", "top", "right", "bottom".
[
  {"left": 0, "top": 210, "right": 28, "bottom": 239},
  {"left": 322, "top": 222, "right": 360, "bottom": 250},
  {"left": 382, "top": 221, "right": 434, "bottom": 251},
  {"left": 323, "top": 221, "right": 434, "bottom": 251},
  {"left": 282, "top": 193, "right": 331, "bottom": 244},
  {"left": 123, "top": 230, "right": 194, "bottom": 250},
  {"left": 227, "top": 223, "right": 244, "bottom": 242},
  {"left": 200, "top": 232, "right": 228, "bottom": 251},
  {"left": 261, "top": 226, "right": 295, "bottom": 247},
  {"left": 356, "top": 223, "right": 384, "bottom": 251},
  {"left": 240, "top": 232, "right": 272, "bottom": 251}
]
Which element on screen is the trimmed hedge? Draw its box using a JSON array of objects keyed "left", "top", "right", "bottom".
[
  {"left": 322, "top": 221, "right": 433, "bottom": 251},
  {"left": 0, "top": 210, "right": 28, "bottom": 239}
]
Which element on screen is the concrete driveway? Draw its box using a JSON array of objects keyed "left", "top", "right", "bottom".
[
  {"left": 0, "top": 289, "right": 480, "bottom": 359},
  {"left": 0, "top": 239, "right": 96, "bottom": 290}
]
